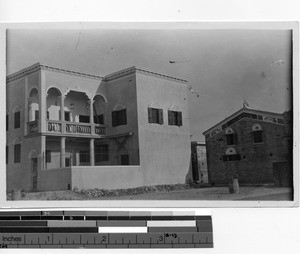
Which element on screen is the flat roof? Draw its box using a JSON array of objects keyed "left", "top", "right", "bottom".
[{"left": 7, "top": 63, "right": 188, "bottom": 84}]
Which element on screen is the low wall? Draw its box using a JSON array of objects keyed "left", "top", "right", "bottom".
[
  {"left": 38, "top": 167, "right": 72, "bottom": 191},
  {"left": 71, "top": 166, "right": 142, "bottom": 190}
]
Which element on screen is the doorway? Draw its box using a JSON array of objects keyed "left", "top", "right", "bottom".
[{"left": 31, "top": 158, "right": 38, "bottom": 191}]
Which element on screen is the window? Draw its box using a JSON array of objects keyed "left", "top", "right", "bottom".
[
  {"left": 94, "top": 114, "right": 104, "bottom": 124},
  {"left": 47, "top": 111, "right": 49, "bottom": 120},
  {"left": 6, "top": 115, "right": 8, "bottom": 131},
  {"left": 79, "top": 115, "right": 90, "bottom": 123},
  {"left": 46, "top": 150, "right": 51, "bottom": 163},
  {"left": 65, "top": 111, "right": 70, "bottom": 121},
  {"left": 112, "top": 108, "right": 127, "bottom": 127},
  {"left": 95, "top": 144, "right": 109, "bottom": 162},
  {"left": 79, "top": 150, "right": 89, "bottom": 163},
  {"left": 253, "top": 131, "right": 263, "bottom": 143},
  {"left": 168, "top": 110, "right": 182, "bottom": 126},
  {"left": 6, "top": 146, "right": 8, "bottom": 164},
  {"left": 148, "top": 108, "right": 163, "bottom": 124},
  {"left": 225, "top": 128, "right": 235, "bottom": 145},
  {"left": 35, "top": 110, "right": 39, "bottom": 121},
  {"left": 226, "top": 134, "right": 235, "bottom": 145},
  {"left": 222, "top": 154, "right": 241, "bottom": 162},
  {"left": 252, "top": 124, "right": 263, "bottom": 144},
  {"left": 121, "top": 154, "right": 129, "bottom": 165},
  {"left": 14, "top": 111, "right": 20, "bottom": 129},
  {"left": 14, "top": 144, "right": 21, "bottom": 163}
]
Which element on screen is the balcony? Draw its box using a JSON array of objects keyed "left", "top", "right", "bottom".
[{"left": 27, "top": 120, "right": 106, "bottom": 136}]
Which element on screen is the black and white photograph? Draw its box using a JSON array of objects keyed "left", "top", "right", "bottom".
[{"left": 3, "top": 23, "right": 297, "bottom": 203}]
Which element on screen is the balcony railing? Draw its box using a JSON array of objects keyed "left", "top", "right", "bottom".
[
  {"left": 45, "top": 120, "right": 106, "bottom": 136},
  {"left": 66, "top": 123, "right": 91, "bottom": 135},
  {"left": 48, "top": 121, "right": 62, "bottom": 133},
  {"left": 95, "top": 125, "right": 106, "bottom": 135},
  {"left": 28, "top": 121, "right": 39, "bottom": 134}
]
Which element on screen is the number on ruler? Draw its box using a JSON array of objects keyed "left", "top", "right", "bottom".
[
  {"left": 166, "top": 233, "right": 177, "bottom": 238},
  {"left": 158, "top": 235, "right": 164, "bottom": 241}
]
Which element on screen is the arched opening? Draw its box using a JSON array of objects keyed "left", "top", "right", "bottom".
[
  {"left": 46, "top": 87, "right": 62, "bottom": 121},
  {"left": 225, "top": 127, "right": 235, "bottom": 146},
  {"left": 28, "top": 88, "right": 39, "bottom": 122},
  {"left": 65, "top": 90, "right": 90, "bottom": 123},
  {"left": 93, "top": 94, "right": 107, "bottom": 125}
]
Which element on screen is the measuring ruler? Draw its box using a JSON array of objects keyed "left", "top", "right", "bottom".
[{"left": 0, "top": 211, "right": 213, "bottom": 248}]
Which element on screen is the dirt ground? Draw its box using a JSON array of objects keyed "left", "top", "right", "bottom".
[{"left": 9, "top": 187, "right": 293, "bottom": 201}]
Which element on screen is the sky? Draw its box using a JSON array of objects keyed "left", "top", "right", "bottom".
[{"left": 6, "top": 28, "right": 292, "bottom": 140}]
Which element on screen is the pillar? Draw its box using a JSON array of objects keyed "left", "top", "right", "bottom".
[
  {"left": 90, "top": 138, "right": 95, "bottom": 166},
  {"left": 89, "top": 99, "right": 94, "bottom": 124},
  {"left": 60, "top": 137, "right": 66, "bottom": 168},
  {"left": 60, "top": 96, "right": 65, "bottom": 121}
]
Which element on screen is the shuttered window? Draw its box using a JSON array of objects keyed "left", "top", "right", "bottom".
[
  {"left": 6, "top": 146, "right": 8, "bottom": 164},
  {"left": 168, "top": 110, "right": 182, "bottom": 126},
  {"left": 14, "top": 111, "right": 20, "bottom": 129},
  {"left": 148, "top": 108, "right": 163, "bottom": 124},
  {"left": 14, "top": 144, "right": 21, "bottom": 163},
  {"left": 112, "top": 108, "right": 127, "bottom": 127}
]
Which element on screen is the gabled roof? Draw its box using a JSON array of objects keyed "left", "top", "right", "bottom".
[{"left": 203, "top": 106, "right": 284, "bottom": 138}]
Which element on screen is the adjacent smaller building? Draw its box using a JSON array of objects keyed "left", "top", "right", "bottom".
[{"left": 203, "top": 106, "right": 292, "bottom": 186}]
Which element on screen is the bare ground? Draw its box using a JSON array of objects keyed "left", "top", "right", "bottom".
[{"left": 8, "top": 187, "right": 293, "bottom": 201}]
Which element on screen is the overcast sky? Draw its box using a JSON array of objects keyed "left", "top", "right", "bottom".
[{"left": 6, "top": 28, "right": 292, "bottom": 140}]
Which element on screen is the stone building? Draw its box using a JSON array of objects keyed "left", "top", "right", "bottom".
[
  {"left": 6, "top": 63, "right": 191, "bottom": 192},
  {"left": 203, "top": 106, "right": 290, "bottom": 186}
]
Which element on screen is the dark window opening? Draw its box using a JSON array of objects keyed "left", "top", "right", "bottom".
[
  {"left": 121, "top": 154, "right": 129, "bottom": 165},
  {"left": 148, "top": 108, "right": 163, "bottom": 124},
  {"left": 47, "top": 111, "right": 49, "bottom": 120},
  {"left": 112, "top": 108, "right": 127, "bottom": 127},
  {"left": 223, "top": 154, "right": 241, "bottom": 162},
  {"left": 79, "top": 115, "right": 90, "bottom": 123},
  {"left": 226, "top": 134, "right": 235, "bottom": 145},
  {"left": 94, "top": 114, "right": 104, "bottom": 124},
  {"left": 14, "top": 144, "right": 21, "bottom": 163},
  {"left": 65, "top": 157, "right": 70, "bottom": 167},
  {"left": 253, "top": 131, "right": 263, "bottom": 143},
  {"left": 6, "top": 115, "right": 8, "bottom": 131},
  {"left": 95, "top": 144, "right": 109, "bottom": 162},
  {"left": 65, "top": 111, "right": 70, "bottom": 121},
  {"left": 6, "top": 146, "right": 8, "bottom": 164},
  {"left": 14, "top": 111, "right": 20, "bottom": 129},
  {"left": 46, "top": 150, "right": 51, "bottom": 163},
  {"left": 168, "top": 110, "right": 182, "bottom": 126},
  {"left": 35, "top": 110, "right": 39, "bottom": 121}
]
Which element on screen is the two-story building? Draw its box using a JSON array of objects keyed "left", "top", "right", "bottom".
[
  {"left": 6, "top": 63, "right": 191, "bottom": 192},
  {"left": 203, "top": 105, "right": 292, "bottom": 186}
]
